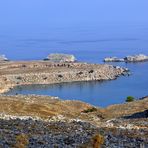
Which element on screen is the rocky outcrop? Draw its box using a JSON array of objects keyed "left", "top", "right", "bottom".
[
  {"left": 104, "top": 57, "right": 124, "bottom": 62},
  {"left": 124, "top": 54, "right": 148, "bottom": 62},
  {"left": 44, "top": 53, "right": 76, "bottom": 63},
  {"left": 104, "top": 54, "right": 148, "bottom": 62},
  {"left": 0, "top": 54, "right": 8, "bottom": 61}
]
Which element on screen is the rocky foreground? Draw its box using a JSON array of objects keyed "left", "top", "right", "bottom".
[
  {"left": 0, "top": 95, "right": 148, "bottom": 147},
  {"left": 0, "top": 61, "right": 129, "bottom": 93}
]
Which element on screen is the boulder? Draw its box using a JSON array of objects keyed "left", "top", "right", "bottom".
[{"left": 45, "top": 53, "right": 76, "bottom": 63}]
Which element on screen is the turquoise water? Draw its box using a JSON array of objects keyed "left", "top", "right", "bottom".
[{"left": 1, "top": 24, "right": 148, "bottom": 107}]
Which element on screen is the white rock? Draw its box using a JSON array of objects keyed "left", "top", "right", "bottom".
[
  {"left": 124, "top": 54, "right": 148, "bottom": 62},
  {"left": 104, "top": 57, "right": 124, "bottom": 62},
  {"left": 104, "top": 54, "right": 148, "bottom": 63},
  {"left": 46, "top": 53, "right": 76, "bottom": 63},
  {"left": 0, "top": 54, "right": 8, "bottom": 61}
]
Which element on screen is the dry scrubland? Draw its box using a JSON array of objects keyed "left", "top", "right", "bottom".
[
  {"left": 0, "top": 95, "right": 148, "bottom": 147},
  {"left": 0, "top": 61, "right": 147, "bottom": 147},
  {"left": 0, "top": 95, "right": 148, "bottom": 121}
]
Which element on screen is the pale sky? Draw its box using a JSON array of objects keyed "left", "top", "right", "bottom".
[{"left": 0, "top": 0, "right": 148, "bottom": 27}]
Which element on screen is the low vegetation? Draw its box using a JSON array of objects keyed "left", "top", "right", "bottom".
[
  {"left": 15, "top": 134, "right": 29, "bottom": 148},
  {"left": 82, "top": 107, "right": 97, "bottom": 113},
  {"left": 92, "top": 134, "right": 104, "bottom": 148},
  {"left": 126, "top": 96, "right": 135, "bottom": 102}
]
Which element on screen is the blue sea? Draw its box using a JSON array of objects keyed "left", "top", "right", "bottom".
[{"left": 1, "top": 24, "right": 148, "bottom": 107}]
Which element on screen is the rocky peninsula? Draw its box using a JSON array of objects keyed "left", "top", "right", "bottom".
[{"left": 0, "top": 60, "right": 128, "bottom": 93}]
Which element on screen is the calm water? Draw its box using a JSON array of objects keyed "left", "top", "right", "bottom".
[{"left": 1, "top": 24, "right": 148, "bottom": 107}]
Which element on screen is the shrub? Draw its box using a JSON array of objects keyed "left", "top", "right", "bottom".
[
  {"left": 89, "top": 70, "right": 94, "bottom": 73},
  {"left": 21, "top": 64, "right": 26, "bottom": 68},
  {"left": 15, "top": 134, "right": 29, "bottom": 148},
  {"left": 126, "top": 96, "right": 135, "bottom": 102},
  {"left": 92, "top": 134, "right": 104, "bottom": 148},
  {"left": 80, "top": 134, "right": 104, "bottom": 148},
  {"left": 77, "top": 71, "right": 83, "bottom": 75},
  {"left": 43, "top": 77, "right": 48, "bottom": 80},
  {"left": 16, "top": 76, "right": 22, "bottom": 80},
  {"left": 58, "top": 74, "right": 63, "bottom": 78},
  {"left": 82, "top": 107, "right": 97, "bottom": 113}
]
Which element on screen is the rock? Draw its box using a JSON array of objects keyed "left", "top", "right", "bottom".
[
  {"left": 45, "top": 53, "right": 76, "bottom": 63},
  {"left": 104, "top": 54, "right": 148, "bottom": 63},
  {"left": 0, "top": 55, "right": 9, "bottom": 61},
  {"left": 139, "top": 96, "right": 148, "bottom": 100},
  {"left": 123, "top": 109, "right": 148, "bottom": 119},
  {"left": 124, "top": 54, "right": 148, "bottom": 62},
  {"left": 104, "top": 57, "right": 124, "bottom": 62}
]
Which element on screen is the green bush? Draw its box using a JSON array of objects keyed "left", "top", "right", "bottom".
[
  {"left": 126, "top": 96, "right": 135, "bottom": 102},
  {"left": 82, "top": 107, "right": 97, "bottom": 113}
]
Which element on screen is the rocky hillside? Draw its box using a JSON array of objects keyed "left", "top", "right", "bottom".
[{"left": 0, "top": 95, "right": 147, "bottom": 147}]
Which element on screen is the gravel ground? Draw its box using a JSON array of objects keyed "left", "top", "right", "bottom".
[{"left": 0, "top": 118, "right": 148, "bottom": 148}]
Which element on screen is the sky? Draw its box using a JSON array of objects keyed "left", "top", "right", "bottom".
[{"left": 0, "top": 0, "right": 148, "bottom": 28}]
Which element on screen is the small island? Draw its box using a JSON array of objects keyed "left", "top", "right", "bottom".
[
  {"left": 44, "top": 53, "right": 76, "bottom": 63},
  {"left": 104, "top": 54, "right": 148, "bottom": 62}
]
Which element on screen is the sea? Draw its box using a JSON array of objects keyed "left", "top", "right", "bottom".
[{"left": 1, "top": 24, "right": 148, "bottom": 107}]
